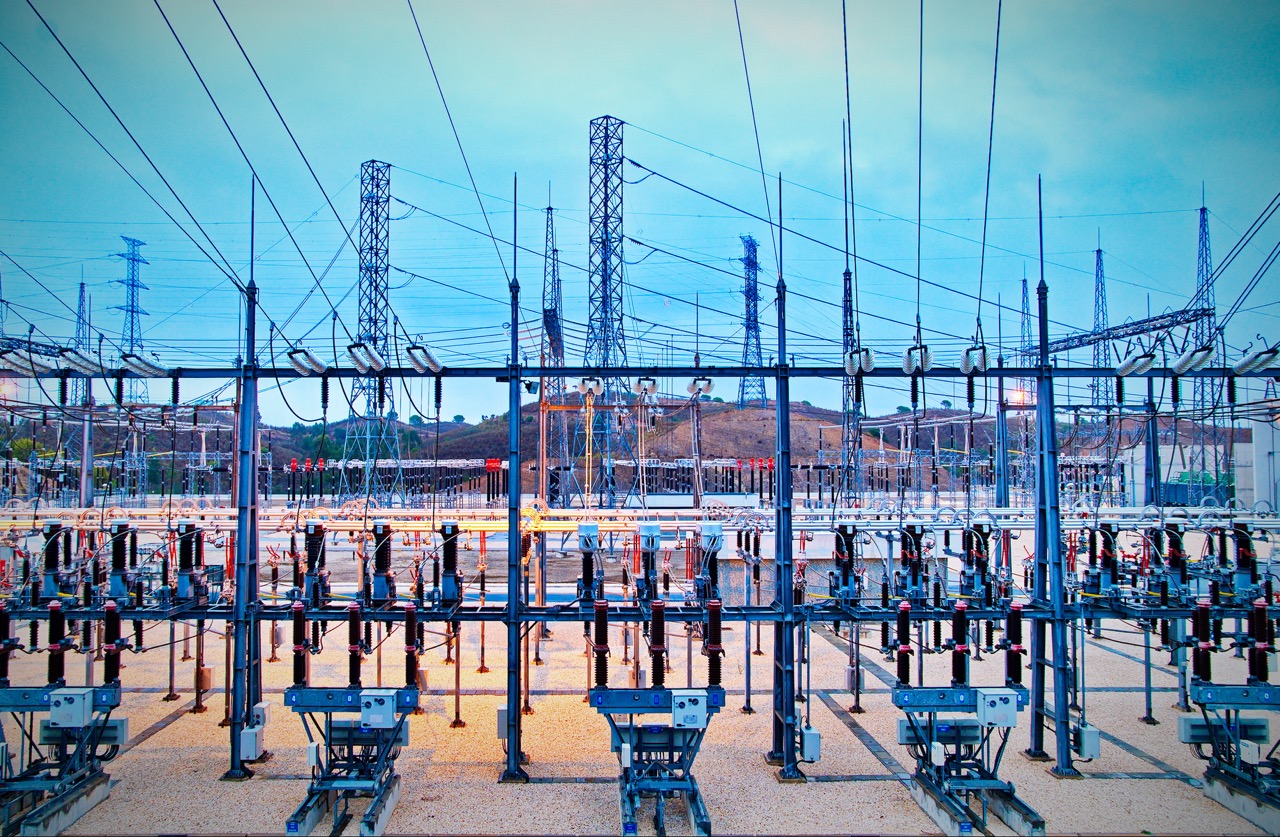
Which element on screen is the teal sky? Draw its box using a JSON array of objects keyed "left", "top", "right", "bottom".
[{"left": 1, "top": 1, "right": 1278, "bottom": 425}]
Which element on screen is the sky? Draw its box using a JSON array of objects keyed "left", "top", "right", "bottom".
[{"left": 1, "top": 0, "right": 1278, "bottom": 426}]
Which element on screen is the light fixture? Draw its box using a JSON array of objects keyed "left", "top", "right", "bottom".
[
  {"left": 687, "top": 377, "right": 713, "bottom": 395},
  {"left": 1234, "top": 345, "right": 1279, "bottom": 375},
  {"left": 960, "top": 345, "right": 989, "bottom": 375},
  {"left": 287, "top": 347, "right": 328, "bottom": 376},
  {"left": 0, "top": 350, "right": 57, "bottom": 376},
  {"left": 59, "top": 347, "right": 104, "bottom": 376},
  {"left": 1172, "top": 344, "right": 1215, "bottom": 375},
  {"left": 632, "top": 377, "right": 657, "bottom": 395},
  {"left": 406, "top": 344, "right": 442, "bottom": 374},
  {"left": 120, "top": 352, "right": 168, "bottom": 377},
  {"left": 346, "top": 342, "right": 386, "bottom": 373},
  {"left": 1116, "top": 349, "right": 1156, "bottom": 377},
  {"left": 902, "top": 344, "right": 933, "bottom": 375},
  {"left": 577, "top": 377, "right": 603, "bottom": 396},
  {"left": 843, "top": 347, "right": 874, "bottom": 375}
]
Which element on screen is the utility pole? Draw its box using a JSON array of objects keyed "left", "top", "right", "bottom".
[
  {"left": 225, "top": 277, "right": 260, "bottom": 779},
  {"left": 500, "top": 176, "right": 529, "bottom": 784}
]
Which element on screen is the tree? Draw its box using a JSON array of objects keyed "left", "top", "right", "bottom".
[
  {"left": 453, "top": 414, "right": 465, "bottom": 424},
  {"left": 409, "top": 414, "right": 425, "bottom": 427},
  {"left": 940, "top": 399, "right": 953, "bottom": 410},
  {"left": 896, "top": 406, "right": 911, "bottom": 414},
  {"left": 801, "top": 400, "right": 812, "bottom": 407}
]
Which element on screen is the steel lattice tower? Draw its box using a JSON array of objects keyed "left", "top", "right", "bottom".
[
  {"left": 71, "top": 282, "right": 89, "bottom": 408},
  {"left": 340, "top": 160, "right": 403, "bottom": 505},
  {"left": 1189, "top": 203, "right": 1218, "bottom": 480},
  {"left": 585, "top": 116, "right": 627, "bottom": 397},
  {"left": 1090, "top": 248, "right": 1109, "bottom": 407},
  {"left": 581, "top": 116, "right": 631, "bottom": 507},
  {"left": 1018, "top": 272, "right": 1036, "bottom": 493},
  {"left": 542, "top": 206, "right": 570, "bottom": 502},
  {"left": 113, "top": 237, "right": 148, "bottom": 402},
  {"left": 1019, "top": 273, "right": 1033, "bottom": 364},
  {"left": 838, "top": 258, "right": 861, "bottom": 501},
  {"left": 738, "top": 235, "right": 766, "bottom": 408}
]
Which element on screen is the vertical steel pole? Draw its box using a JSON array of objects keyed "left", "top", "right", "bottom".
[
  {"left": 1144, "top": 377, "right": 1161, "bottom": 506},
  {"left": 500, "top": 175, "right": 529, "bottom": 782},
  {"left": 995, "top": 357, "right": 1009, "bottom": 507},
  {"left": 767, "top": 176, "right": 803, "bottom": 781},
  {"left": 79, "top": 395, "right": 94, "bottom": 507},
  {"left": 1025, "top": 180, "right": 1079, "bottom": 775},
  {"left": 224, "top": 277, "right": 258, "bottom": 780}
]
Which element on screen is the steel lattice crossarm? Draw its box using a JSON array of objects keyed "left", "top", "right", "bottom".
[
  {"left": 1047, "top": 307, "right": 1213, "bottom": 353},
  {"left": 0, "top": 336, "right": 62, "bottom": 357}
]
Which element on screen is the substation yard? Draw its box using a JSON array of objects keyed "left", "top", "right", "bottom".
[{"left": 0, "top": 537, "right": 1259, "bottom": 837}]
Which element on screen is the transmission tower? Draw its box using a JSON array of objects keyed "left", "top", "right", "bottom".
[
  {"left": 1019, "top": 272, "right": 1033, "bottom": 364},
  {"left": 71, "top": 281, "right": 90, "bottom": 407},
  {"left": 1091, "top": 247, "right": 1109, "bottom": 407},
  {"left": 1189, "top": 202, "right": 1218, "bottom": 485},
  {"left": 340, "top": 160, "right": 403, "bottom": 505},
  {"left": 738, "top": 235, "right": 766, "bottom": 408},
  {"left": 113, "top": 236, "right": 149, "bottom": 402},
  {"left": 542, "top": 205, "right": 570, "bottom": 504},
  {"left": 585, "top": 116, "right": 628, "bottom": 396},
  {"left": 582, "top": 116, "right": 630, "bottom": 508}
]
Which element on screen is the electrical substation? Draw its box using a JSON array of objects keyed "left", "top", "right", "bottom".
[{"left": 1, "top": 3, "right": 1279, "bottom": 836}]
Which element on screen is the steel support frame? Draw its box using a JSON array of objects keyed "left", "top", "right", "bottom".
[
  {"left": 1025, "top": 274, "right": 1079, "bottom": 776},
  {"left": 225, "top": 280, "right": 262, "bottom": 780}
]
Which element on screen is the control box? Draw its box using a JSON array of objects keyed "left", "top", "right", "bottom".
[
  {"left": 1073, "top": 723, "right": 1101, "bottom": 759},
  {"left": 671, "top": 689, "right": 708, "bottom": 729},
  {"left": 49, "top": 687, "right": 95, "bottom": 729},
  {"left": 800, "top": 726, "right": 821, "bottom": 761},
  {"left": 974, "top": 687, "right": 1019, "bottom": 728},
  {"left": 240, "top": 725, "right": 264, "bottom": 760},
  {"left": 360, "top": 688, "right": 398, "bottom": 729}
]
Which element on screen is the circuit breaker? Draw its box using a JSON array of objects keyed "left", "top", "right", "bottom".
[
  {"left": 974, "top": 687, "right": 1019, "bottom": 728},
  {"left": 360, "top": 689, "right": 398, "bottom": 729},
  {"left": 49, "top": 687, "right": 95, "bottom": 729},
  {"left": 671, "top": 689, "right": 708, "bottom": 729}
]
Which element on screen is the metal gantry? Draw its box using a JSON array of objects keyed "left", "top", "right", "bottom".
[{"left": 4, "top": 267, "right": 1280, "bottom": 835}]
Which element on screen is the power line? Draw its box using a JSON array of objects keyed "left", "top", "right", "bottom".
[
  {"left": 731, "top": 0, "right": 778, "bottom": 276},
  {"left": 204, "top": 0, "right": 359, "bottom": 343},
  {"left": 22, "top": 0, "right": 245, "bottom": 292},
  {"left": 405, "top": 0, "right": 509, "bottom": 282},
  {"left": 0, "top": 36, "right": 244, "bottom": 295}
]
